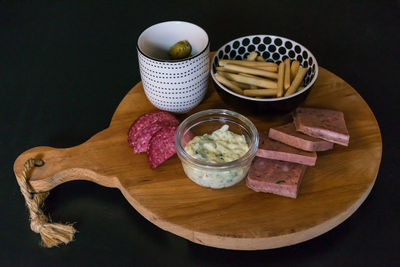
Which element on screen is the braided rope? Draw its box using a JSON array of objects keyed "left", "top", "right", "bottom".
[{"left": 16, "top": 158, "right": 76, "bottom": 247}]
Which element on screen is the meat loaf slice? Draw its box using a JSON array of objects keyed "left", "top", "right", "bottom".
[
  {"left": 256, "top": 132, "right": 317, "bottom": 166},
  {"left": 246, "top": 157, "right": 307, "bottom": 198},
  {"left": 293, "top": 107, "right": 350, "bottom": 146},
  {"left": 134, "top": 120, "right": 179, "bottom": 154},
  {"left": 127, "top": 112, "right": 179, "bottom": 148},
  {"left": 148, "top": 125, "right": 178, "bottom": 169},
  {"left": 269, "top": 123, "right": 334, "bottom": 152}
]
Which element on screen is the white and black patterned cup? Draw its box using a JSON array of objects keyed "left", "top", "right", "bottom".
[{"left": 137, "top": 21, "right": 210, "bottom": 113}]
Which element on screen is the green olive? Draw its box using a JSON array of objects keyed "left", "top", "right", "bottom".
[{"left": 168, "top": 40, "right": 192, "bottom": 60}]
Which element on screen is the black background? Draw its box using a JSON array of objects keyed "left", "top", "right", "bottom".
[{"left": 1, "top": 0, "right": 399, "bottom": 266}]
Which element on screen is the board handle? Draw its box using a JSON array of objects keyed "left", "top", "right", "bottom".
[
  {"left": 13, "top": 128, "right": 124, "bottom": 247},
  {"left": 13, "top": 129, "right": 121, "bottom": 193},
  {"left": 13, "top": 147, "right": 112, "bottom": 248}
]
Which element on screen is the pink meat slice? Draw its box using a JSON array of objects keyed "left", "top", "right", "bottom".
[
  {"left": 148, "top": 125, "right": 178, "bottom": 169},
  {"left": 268, "top": 123, "right": 334, "bottom": 152},
  {"left": 293, "top": 107, "right": 350, "bottom": 146},
  {"left": 256, "top": 132, "right": 317, "bottom": 166},
  {"left": 133, "top": 120, "right": 179, "bottom": 154},
  {"left": 246, "top": 157, "right": 307, "bottom": 198},
  {"left": 127, "top": 112, "right": 179, "bottom": 148}
]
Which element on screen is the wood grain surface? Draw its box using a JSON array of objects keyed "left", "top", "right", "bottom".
[{"left": 13, "top": 66, "right": 382, "bottom": 250}]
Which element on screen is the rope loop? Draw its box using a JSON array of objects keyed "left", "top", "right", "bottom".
[{"left": 16, "top": 158, "right": 76, "bottom": 247}]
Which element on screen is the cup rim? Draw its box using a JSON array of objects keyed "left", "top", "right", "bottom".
[
  {"left": 137, "top": 21, "right": 210, "bottom": 63},
  {"left": 175, "top": 109, "right": 259, "bottom": 169}
]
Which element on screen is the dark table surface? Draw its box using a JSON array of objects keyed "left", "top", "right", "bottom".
[{"left": 1, "top": 1, "right": 399, "bottom": 266}]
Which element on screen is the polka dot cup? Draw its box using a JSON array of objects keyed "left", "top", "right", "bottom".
[
  {"left": 211, "top": 35, "right": 318, "bottom": 113},
  {"left": 137, "top": 21, "right": 210, "bottom": 113}
]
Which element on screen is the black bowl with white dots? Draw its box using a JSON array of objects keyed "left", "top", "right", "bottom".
[{"left": 211, "top": 35, "right": 319, "bottom": 113}]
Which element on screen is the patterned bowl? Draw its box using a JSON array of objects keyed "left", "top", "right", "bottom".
[
  {"left": 137, "top": 21, "right": 210, "bottom": 113},
  {"left": 211, "top": 35, "right": 319, "bottom": 113}
]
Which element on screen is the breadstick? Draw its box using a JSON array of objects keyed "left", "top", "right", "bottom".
[
  {"left": 237, "top": 73, "right": 258, "bottom": 88},
  {"left": 284, "top": 66, "right": 308, "bottom": 96},
  {"left": 284, "top": 58, "right": 291, "bottom": 90},
  {"left": 218, "top": 71, "right": 252, "bottom": 89},
  {"left": 256, "top": 56, "right": 265, "bottom": 62},
  {"left": 216, "top": 71, "right": 231, "bottom": 79},
  {"left": 239, "top": 73, "right": 259, "bottom": 78},
  {"left": 252, "top": 66, "right": 278, "bottom": 72},
  {"left": 290, "top": 60, "right": 300, "bottom": 82},
  {"left": 277, "top": 62, "right": 285, "bottom": 97},
  {"left": 216, "top": 66, "right": 239, "bottom": 73},
  {"left": 243, "top": 89, "right": 277, "bottom": 97},
  {"left": 215, "top": 73, "right": 244, "bottom": 94},
  {"left": 230, "top": 80, "right": 251, "bottom": 89},
  {"left": 247, "top": 52, "right": 258, "bottom": 61},
  {"left": 218, "top": 64, "right": 278, "bottom": 73},
  {"left": 219, "top": 59, "right": 278, "bottom": 68},
  {"left": 220, "top": 72, "right": 277, "bottom": 89},
  {"left": 223, "top": 64, "right": 278, "bottom": 79},
  {"left": 216, "top": 65, "right": 277, "bottom": 74}
]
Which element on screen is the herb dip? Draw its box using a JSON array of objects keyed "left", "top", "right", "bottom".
[{"left": 182, "top": 125, "right": 250, "bottom": 188}]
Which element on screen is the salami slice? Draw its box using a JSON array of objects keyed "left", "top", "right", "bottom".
[
  {"left": 148, "top": 125, "right": 178, "bottom": 169},
  {"left": 127, "top": 112, "right": 178, "bottom": 147},
  {"left": 133, "top": 120, "right": 178, "bottom": 154}
]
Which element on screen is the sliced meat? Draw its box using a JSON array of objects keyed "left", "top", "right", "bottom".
[
  {"left": 268, "top": 123, "right": 334, "bottom": 152},
  {"left": 133, "top": 120, "right": 179, "bottom": 154},
  {"left": 293, "top": 107, "right": 350, "bottom": 146},
  {"left": 127, "top": 112, "right": 179, "bottom": 148},
  {"left": 256, "top": 132, "right": 317, "bottom": 166},
  {"left": 246, "top": 157, "right": 307, "bottom": 198},
  {"left": 148, "top": 125, "right": 178, "bottom": 169}
]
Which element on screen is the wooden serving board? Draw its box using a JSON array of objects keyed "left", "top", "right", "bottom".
[{"left": 14, "top": 65, "right": 382, "bottom": 250}]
